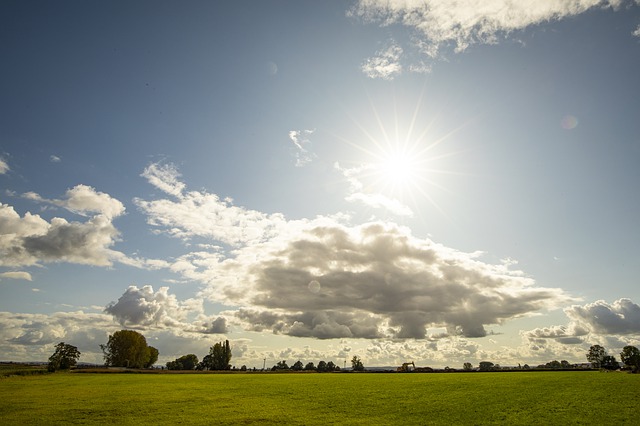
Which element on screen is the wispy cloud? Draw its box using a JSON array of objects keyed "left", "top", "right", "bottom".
[
  {"left": 50, "top": 155, "right": 61, "bottom": 163},
  {"left": 361, "top": 43, "right": 403, "bottom": 80},
  {"left": 0, "top": 157, "right": 9, "bottom": 174},
  {"left": 135, "top": 162, "right": 288, "bottom": 246},
  {"left": 289, "top": 129, "right": 317, "bottom": 167},
  {"left": 334, "top": 162, "right": 413, "bottom": 216},
  {"left": 350, "top": 0, "right": 632, "bottom": 64}
]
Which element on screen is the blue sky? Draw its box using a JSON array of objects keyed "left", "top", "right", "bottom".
[{"left": 1, "top": 0, "right": 639, "bottom": 368}]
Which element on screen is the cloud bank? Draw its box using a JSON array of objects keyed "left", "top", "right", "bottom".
[{"left": 135, "top": 162, "right": 571, "bottom": 341}]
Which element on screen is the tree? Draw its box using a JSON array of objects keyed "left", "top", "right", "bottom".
[
  {"left": 463, "top": 362, "right": 473, "bottom": 371},
  {"left": 202, "top": 340, "right": 232, "bottom": 370},
  {"left": 586, "top": 344, "right": 607, "bottom": 369},
  {"left": 316, "top": 360, "right": 327, "bottom": 372},
  {"left": 351, "top": 356, "right": 364, "bottom": 371},
  {"left": 167, "top": 354, "right": 199, "bottom": 371},
  {"left": 546, "top": 360, "right": 562, "bottom": 369},
  {"left": 601, "top": 355, "right": 619, "bottom": 371},
  {"left": 48, "top": 342, "right": 81, "bottom": 372},
  {"left": 145, "top": 346, "right": 159, "bottom": 368},
  {"left": 326, "top": 361, "right": 337, "bottom": 372},
  {"left": 291, "top": 360, "right": 304, "bottom": 371},
  {"left": 100, "top": 330, "right": 156, "bottom": 369},
  {"left": 620, "top": 346, "right": 640, "bottom": 372},
  {"left": 304, "top": 362, "right": 316, "bottom": 371},
  {"left": 478, "top": 361, "right": 494, "bottom": 372}
]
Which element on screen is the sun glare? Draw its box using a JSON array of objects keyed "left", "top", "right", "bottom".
[
  {"left": 379, "top": 151, "right": 417, "bottom": 188},
  {"left": 334, "top": 89, "right": 465, "bottom": 218}
]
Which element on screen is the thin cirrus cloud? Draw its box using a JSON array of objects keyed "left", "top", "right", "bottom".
[
  {"left": 289, "top": 129, "right": 317, "bottom": 167},
  {"left": 136, "top": 162, "right": 572, "bottom": 340}
]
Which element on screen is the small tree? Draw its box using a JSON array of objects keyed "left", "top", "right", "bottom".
[
  {"left": 586, "top": 345, "right": 606, "bottom": 369},
  {"left": 292, "top": 360, "right": 304, "bottom": 371},
  {"left": 601, "top": 355, "right": 619, "bottom": 371},
  {"left": 620, "top": 346, "right": 640, "bottom": 372},
  {"left": 48, "top": 342, "right": 81, "bottom": 372},
  {"left": 317, "top": 360, "right": 327, "bottom": 372},
  {"left": 351, "top": 356, "right": 364, "bottom": 371},
  {"left": 479, "top": 361, "right": 494, "bottom": 371},
  {"left": 304, "top": 362, "right": 316, "bottom": 371},
  {"left": 326, "top": 361, "right": 337, "bottom": 372},
  {"left": 463, "top": 362, "right": 473, "bottom": 371}
]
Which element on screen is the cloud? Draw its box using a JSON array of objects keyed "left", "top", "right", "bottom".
[
  {"left": 105, "top": 285, "right": 228, "bottom": 334},
  {"left": 634, "top": 25, "right": 640, "bottom": 37},
  {"left": 233, "top": 222, "right": 570, "bottom": 339},
  {"left": 0, "top": 157, "right": 9, "bottom": 174},
  {"left": 361, "top": 43, "right": 403, "bottom": 80},
  {"left": 136, "top": 164, "right": 569, "bottom": 342},
  {"left": 50, "top": 155, "right": 61, "bottom": 163},
  {"left": 1, "top": 186, "right": 139, "bottom": 267},
  {"left": 141, "top": 162, "right": 186, "bottom": 198},
  {"left": 135, "top": 162, "right": 288, "bottom": 246},
  {"left": 0, "top": 310, "right": 114, "bottom": 362},
  {"left": 335, "top": 162, "right": 413, "bottom": 216},
  {"left": 289, "top": 130, "right": 317, "bottom": 167},
  {"left": 0, "top": 271, "right": 32, "bottom": 281},
  {"left": 350, "top": 0, "right": 629, "bottom": 59},
  {"left": 564, "top": 299, "right": 640, "bottom": 335},
  {"left": 23, "top": 184, "right": 126, "bottom": 219},
  {"left": 346, "top": 192, "right": 414, "bottom": 217},
  {"left": 519, "top": 298, "right": 640, "bottom": 360}
]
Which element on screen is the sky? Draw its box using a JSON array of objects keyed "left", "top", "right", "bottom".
[{"left": 1, "top": 0, "right": 640, "bottom": 369}]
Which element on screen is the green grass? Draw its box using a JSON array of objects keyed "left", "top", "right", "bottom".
[
  {"left": 0, "top": 363, "right": 48, "bottom": 378},
  {"left": 1, "top": 371, "right": 638, "bottom": 425}
]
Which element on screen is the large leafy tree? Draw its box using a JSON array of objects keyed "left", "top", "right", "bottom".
[
  {"left": 167, "top": 354, "right": 199, "bottom": 371},
  {"left": 620, "top": 346, "right": 640, "bottom": 372},
  {"left": 48, "top": 342, "right": 81, "bottom": 372},
  {"left": 586, "top": 345, "right": 607, "bottom": 369},
  {"left": 145, "top": 346, "right": 159, "bottom": 368},
  {"left": 200, "top": 340, "right": 232, "bottom": 370},
  {"left": 100, "top": 330, "right": 157, "bottom": 368}
]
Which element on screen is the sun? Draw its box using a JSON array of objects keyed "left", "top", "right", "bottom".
[
  {"left": 333, "top": 89, "right": 465, "bottom": 218},
  {"left": 378, "top": 150, "right": 419, "bottom": 189}
]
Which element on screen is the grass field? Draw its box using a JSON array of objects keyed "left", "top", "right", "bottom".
[{"left": 1, "top": 371, "right": 638, "bottom": 424}]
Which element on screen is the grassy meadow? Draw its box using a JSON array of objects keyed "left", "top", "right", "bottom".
[{"left": 1, "top": 371, "right": 638, "bottom": 425}]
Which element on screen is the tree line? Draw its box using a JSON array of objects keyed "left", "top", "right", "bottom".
[{"left": 45, "top": 330, "right": 640, "bottom": 374}]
